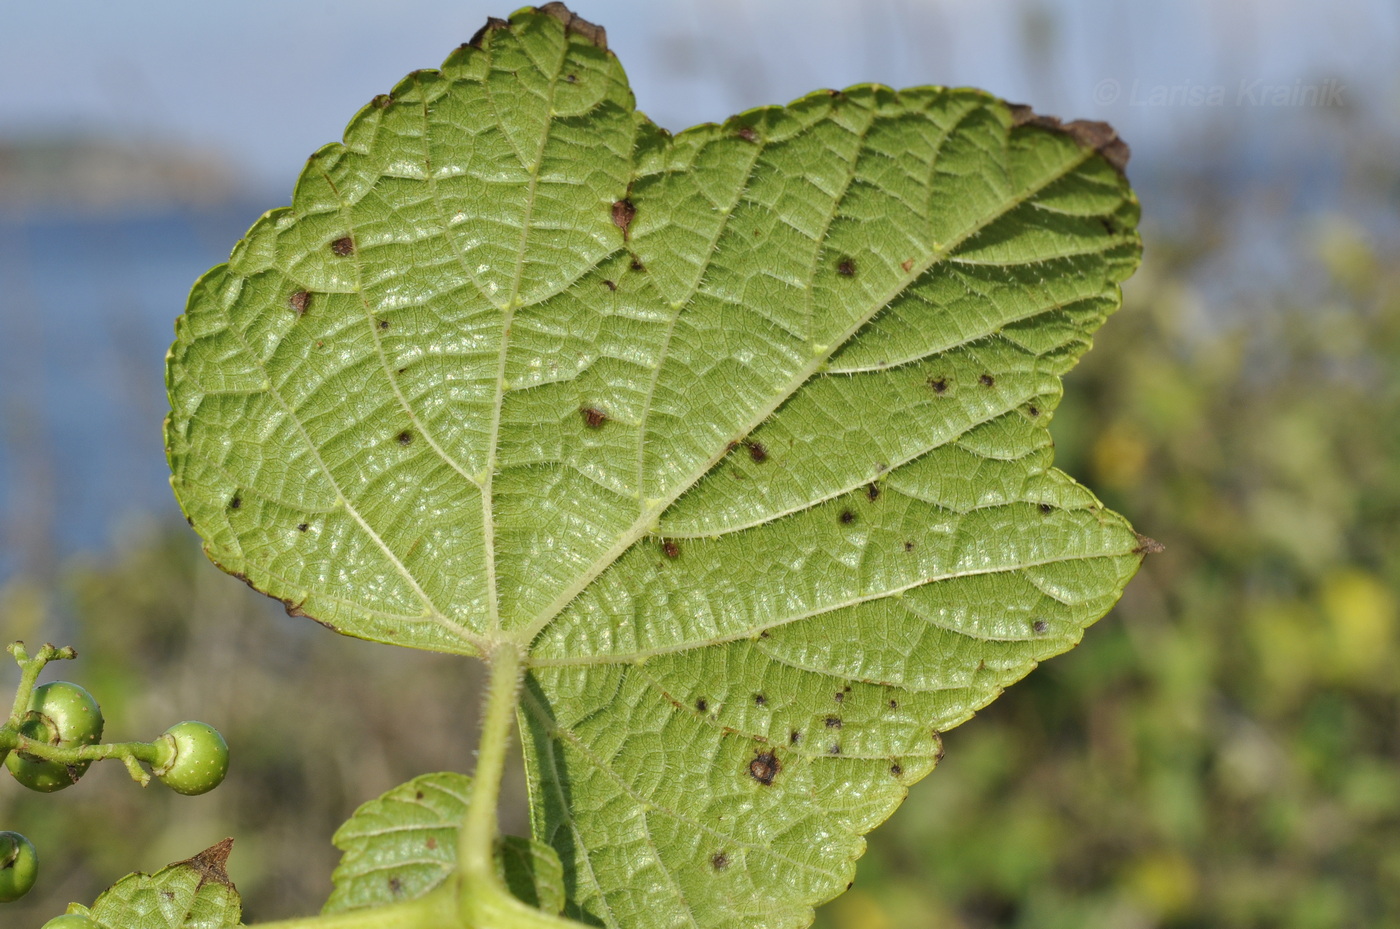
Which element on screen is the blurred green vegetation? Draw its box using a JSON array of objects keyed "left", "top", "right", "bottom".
[{"left": 3, "top": 207, "right": 1399, "bottom": 928}]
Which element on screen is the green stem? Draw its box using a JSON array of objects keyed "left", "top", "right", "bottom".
[
  {"left": 458, "top": 642, "right": 523, "bottom": 877},
  {"left": 0, "top": 733, "right": 160, "bottom": 766},
  {"left": 456, "top": 643, "right": 582, "bottom": 929},
  {"left": 7, "top": 642, "right": 54, "bottom": 724},
  {"left": 252, "top": 881, "right": 459, "bottom": 929},
  {"left": 245, "top": 643, "right": 582, "bottom": 929},
  {"left": 5, "top": 641, "right": 76, "bottom": 769}
]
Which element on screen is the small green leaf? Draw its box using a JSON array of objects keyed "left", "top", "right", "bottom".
[
  {"left": 325, "top": 771, "right": 563, "bottom": 915},
  {"left": 498, "top": 833, "right": 566, "bottom": 916},
  {"left": 167, "top": 6, "right": 1147, "bottom": 928},
  {"left": 87, "top": 840, "right": 240, "bottom": 929}
]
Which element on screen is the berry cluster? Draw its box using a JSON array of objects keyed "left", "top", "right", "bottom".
[{"left": 2, "top": 642, "right": 229, "bottom": 906}]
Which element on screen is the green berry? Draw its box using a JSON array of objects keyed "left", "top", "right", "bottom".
[
  {"left": 0, "top": 831, "right": 38, "bottom": 902},
  {"left": 152, "top": 721, "right": 228, "bottom": 796},
  {"left": 41, "top": 914, "right": 99, "bottom": 929},
  {"left": 5, "top": 681, "right": 104, "bottom": 793}
]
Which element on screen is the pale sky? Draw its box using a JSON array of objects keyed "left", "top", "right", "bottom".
[{"left": 2, "top": 0, "right": 1396, "bottom": 190}]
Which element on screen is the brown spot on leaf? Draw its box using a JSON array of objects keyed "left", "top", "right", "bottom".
[
  {"left": 330, "top": 236, "right": 355, "bottom": 256},
  {"left": 565, "top": 73, "right": 578, "bottom": 84},
  {"left": 1033, "top": 619, "right": 1049, "bottom": 634},
  {"left": 288, "top": 291, "right": 311, "bottom": 315},
  {"left": 281, "top": 597, "right": 310, "bottom": 619},
  {"left": 1008, "top": 103, "right": 1131, "bottom": 174},
  {"left": 933, "top": 732, "right": 946, "bottom": 763},
  {"left": 903, "top": 540, "right": 915, "bottom": 552},
  {"left": 978, "top": 373, "right": 995, "bottom": 387},
  {"left": 839, "top": 510, "right": 856, "bottom": 525},
  {"left": 397, "top": 430, "right": 413, "bottom": 446},
  {"left": 890, "top": 762, "right": 903, "bottom": 777},
  {"left": 378, "top": 319, "right": 390, "bottom": 330},
  {"left": 611, "top": 199, "right": 636, "bottom": 239},
  {"left": 426, "top": 837, "right": 437, "bottom": 850},
  {"left": 389, "top": 876, "right": 403, "bottom": 896},
  {"left": 746, "top": 441, "right": 768, "bottom": 463},
  {"left": 1038, "top": 503, "right": 1053, "bottom": 514},
  {"left": 837, "top": 258, "right": 856, "bottom": 277},
  {"left": 825, "top": 716, "right": 842, "bottom": 729},
  {"left": 630, "top": 256, "right": 646, "bottom": 272},
  {"left": 711, "top": 851, "right": 730, "bottom": 871},
  {"left": 580, "top": 407, "right": 608, "bottom": 429},
  {"left": 602, "top": 279, "right": 617, "bottom": 291},
  {"left": 829, "top": 744, "right": 842, "bottom": 755},
  {"left": 695, "top": 698, "right": 708, "bottom": 713},
  {"left": 749, "top": 750, "right": 780, "bottom": 785},
  {"left": 865, "top": 483, "right": 880, "bottom": 502},
  {"left": 737, "top": 126, "right": 758, "bottom": 142},
  {"left": 297, "top": 523, "right": 309, "bottom": 532},
  {"left": 789, "top": 730, "right": 801, "bottom": 745},
  {"left": 371, "top": 94, "right": 393, "bottom": 109},
  {"left": 928, "top": 377, "right": 949, "bottom": 394},
  {"left": 228, "top": 496, "right": 241, "bottom": 510},
  {"left": 662, "top": 539, "right": 680, "bottom": 559},
  {"left": 753, "top": 693, "right": 766, "bottom": 706},
  {"left": 1028, "top": 405, "right": 1040, "bottom": 417},
  {"left": 901, "top": 258, "right": 914, "bottom": 273}
]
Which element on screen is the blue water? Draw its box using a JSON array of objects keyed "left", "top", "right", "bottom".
[{"left": 0, "top": 200, "right": 271, "bottom": 580}]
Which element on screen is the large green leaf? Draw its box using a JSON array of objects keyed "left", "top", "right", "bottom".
[
  {"left": 165, "top": 5, "right": 1146, "bottom": 928},
  {"left": 87, "top": 840, "right": 241, "bottom": 929}
]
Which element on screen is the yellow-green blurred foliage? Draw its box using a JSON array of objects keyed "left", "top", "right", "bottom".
[{"left": 3, "top": 212, "right": 1399, "bottom": 928}]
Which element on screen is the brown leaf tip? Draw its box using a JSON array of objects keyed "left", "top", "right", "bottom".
[
  {"left": 467, "top": 16, "right": 509, "bottom": 49},
  {"left": 178, "top": 838, "right": 236, "bottom": 889},
  {"left": 537, "top": 3, "right": 608, "bottom": 49},
  {"left": 1132, "top": 533, "right": 1166, "bottom": 555},
  {"left": 1008, "top": 102, "right": 1130, "bottom": 174}
]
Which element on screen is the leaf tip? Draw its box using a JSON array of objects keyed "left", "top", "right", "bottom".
[
  {"left": 1008, "top": 102, "right": 1131, "bottom": 174},
  {"left": 535, "top": 3, "right": 608, "bottom": 49},
  {"left": 177, "top": 837, "right": 236, "bottom": 889},
  {"left": 1132, "top": 533, "right": 1166, "bottom": 555},
  {"left": 466, "top": 16, "right": 509, "bottom": 49}
]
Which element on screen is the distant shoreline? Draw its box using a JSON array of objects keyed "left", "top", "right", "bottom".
[{"left": 0, "top": 135, "right": 250, "bottom": 214}]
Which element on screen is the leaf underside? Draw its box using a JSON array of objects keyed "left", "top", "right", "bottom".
[
  {"left": 326, "top": 771, "right": 565, "bottom": 916},
  {"left": 165, "top": 5, "right": 1144, "bottom": 929},
  {"left": 88, "top": 840, "right": 241, "bottom": 929}
]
